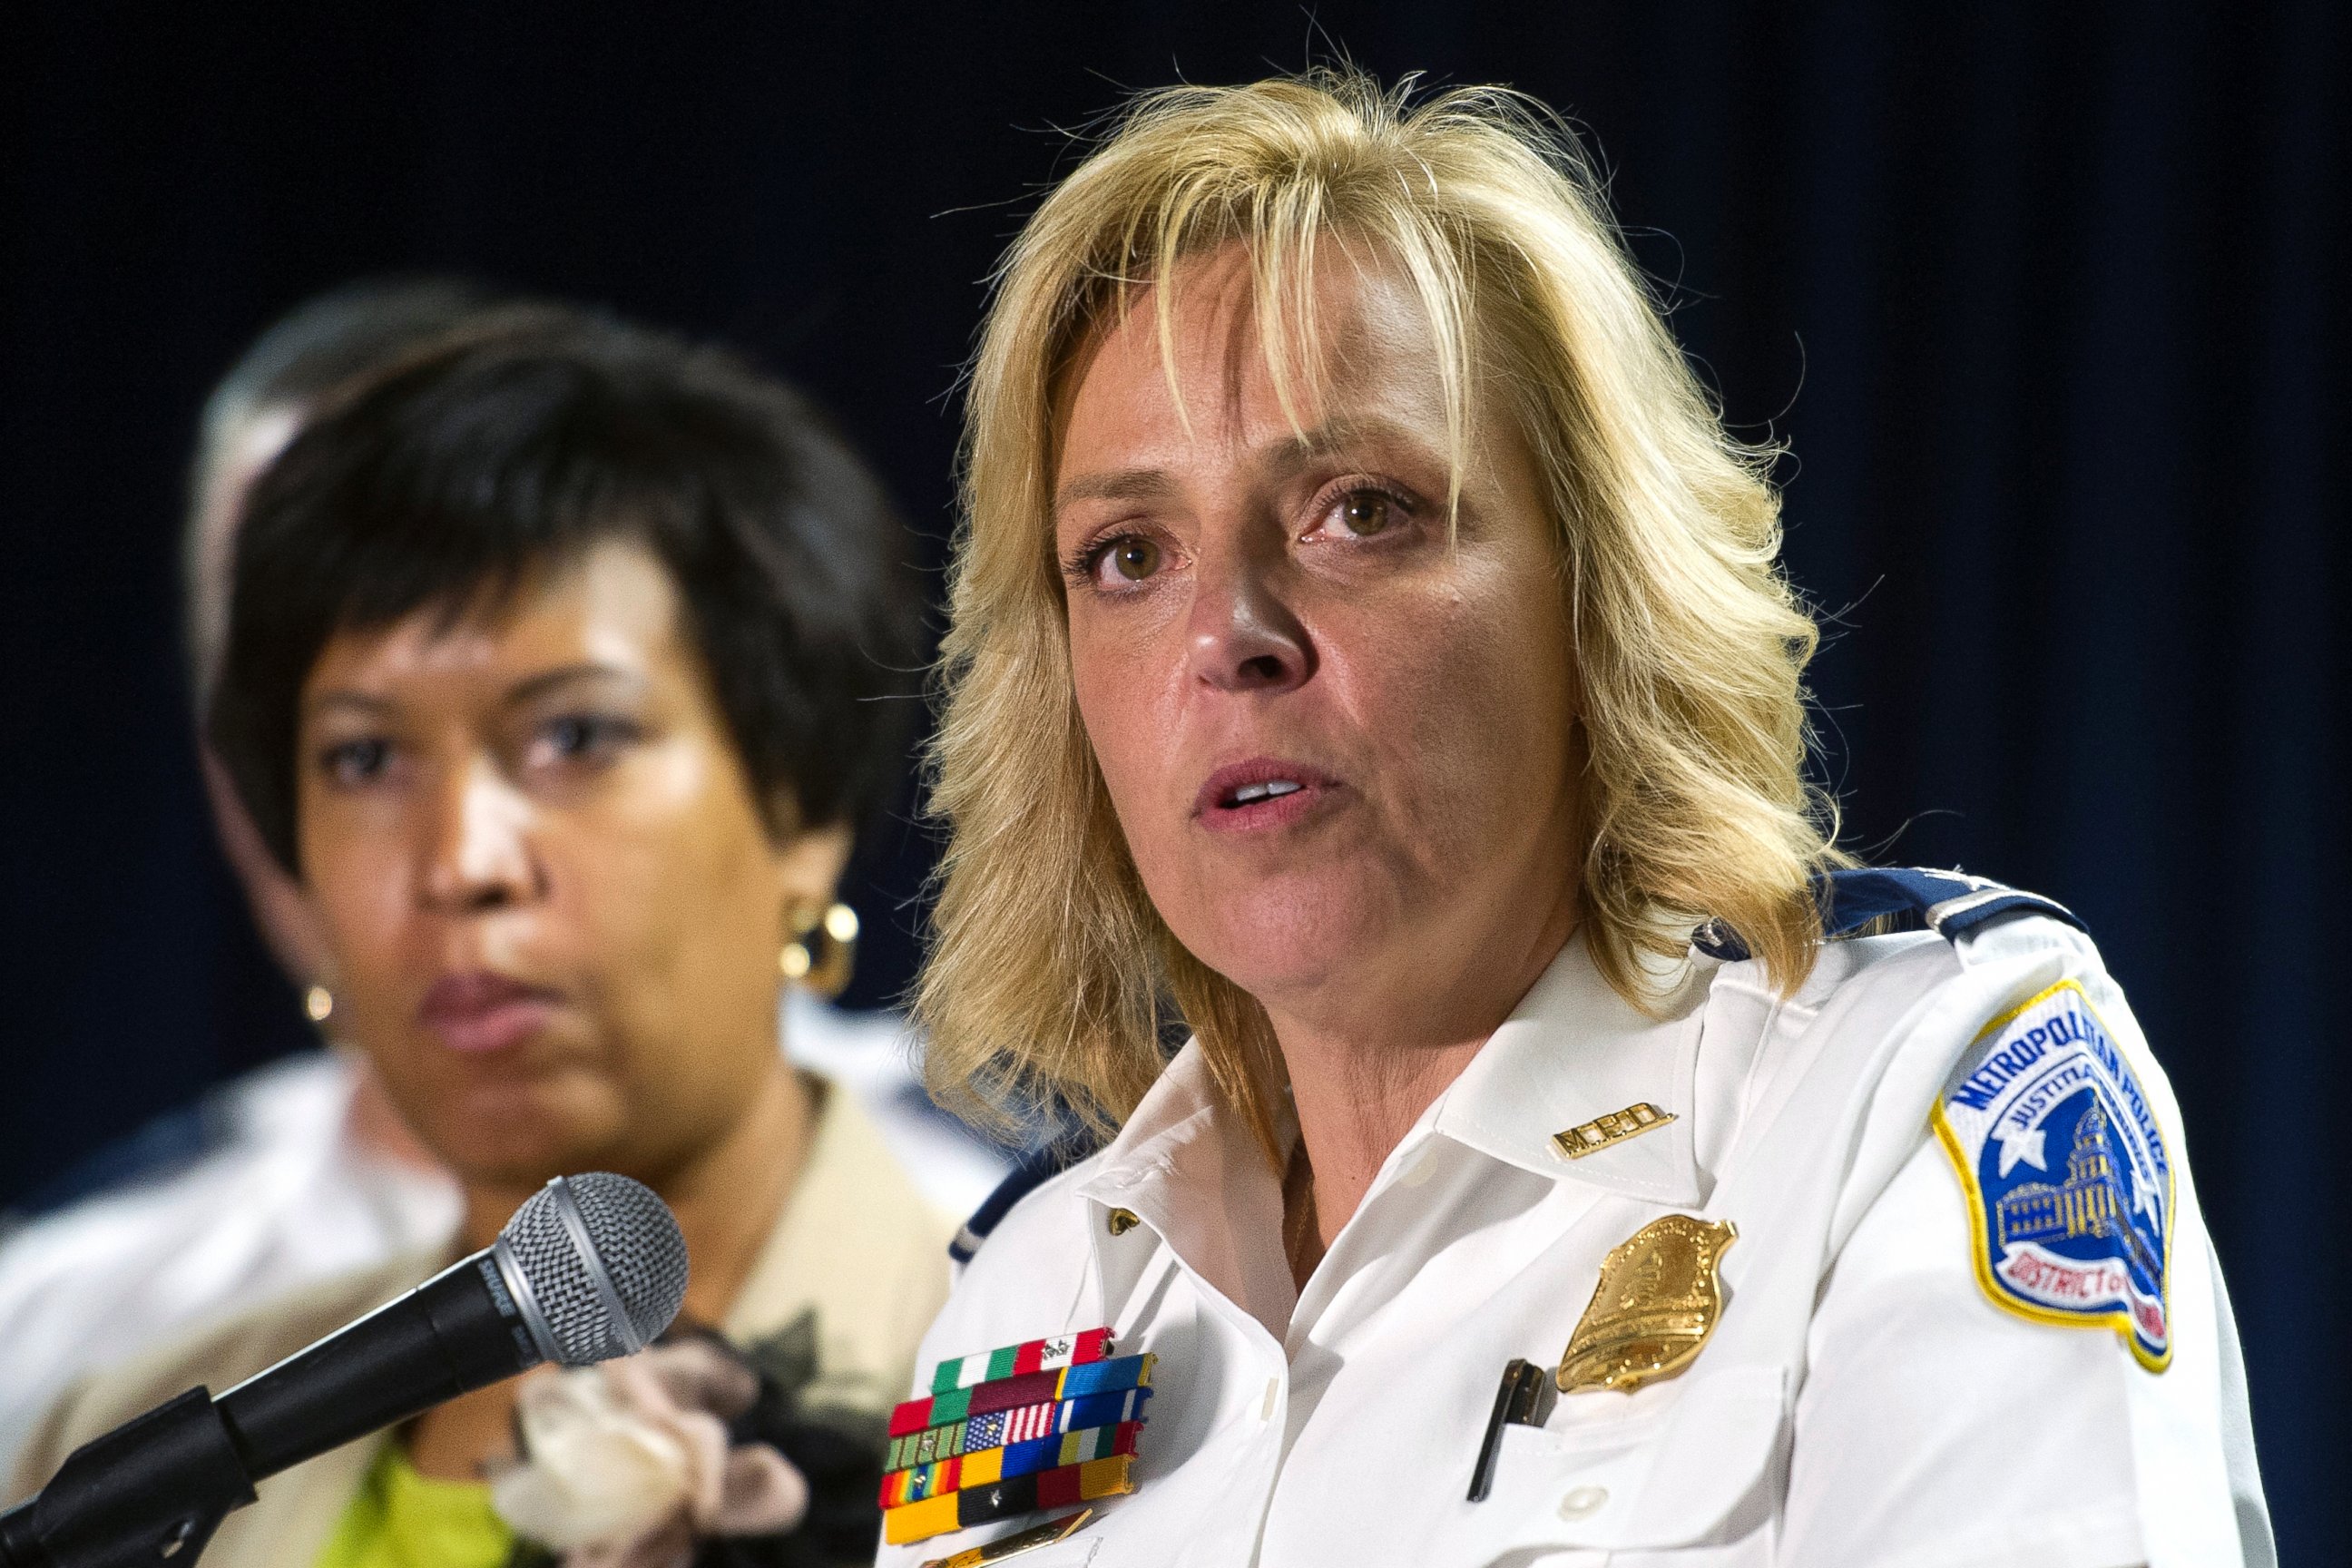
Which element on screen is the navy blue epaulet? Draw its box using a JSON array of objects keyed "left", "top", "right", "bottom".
[
  {"left": 1692, "top": 867, "right": 2085, "bottom": 963},
  {"left": 949, "top": 1135, "right": 1100, "bottom": 1264}
]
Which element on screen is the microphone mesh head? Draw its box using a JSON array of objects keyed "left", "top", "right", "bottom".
[{"left": 499, "top": 1173, "right": 690, "bottom": 1364}]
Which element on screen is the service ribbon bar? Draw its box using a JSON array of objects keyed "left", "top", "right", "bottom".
[
  {"left": 887, "top": 1387, "right": 1154, "bottom": 1472},
  {"left": 882, "top": 1455, "right": 1137, "bottom": 1546},
  {"left": 928, "top": 1328, "right": 1112, "bottom": 1395},
  {"left": 891, "top": 1352, "right": 1156, "bottom": 1437},
  {"left": 880, "top": 1420, "right": 1142, "bottom": 1509}
]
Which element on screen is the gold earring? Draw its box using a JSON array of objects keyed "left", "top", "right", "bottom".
[
  {"left": 304, "top": 985, "right": 335, "bottom": 1024},
  {"left": 780, "top": 900, "right": 859, "bottom": 999}
]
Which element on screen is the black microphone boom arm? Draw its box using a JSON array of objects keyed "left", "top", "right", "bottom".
[{"left": 0, "top": 1389, "right": 250, "bottom": 1568}]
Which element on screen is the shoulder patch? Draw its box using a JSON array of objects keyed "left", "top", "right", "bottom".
[
  {"left": 1930, "top": 979, "right": 2173, "bottom": 1370},
  {"left": 949, "top": 1139, "right": 1094, "bottom": 1264},
  {"left": 1694, "top": 866, "right": 2084, "bottom": 961}
]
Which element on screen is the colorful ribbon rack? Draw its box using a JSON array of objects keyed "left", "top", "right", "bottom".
[
  {"left": 888, "top": 1349, "right": 1154, "bottom": 1436},
  {"left": 881, "top": 1420, "right": 1142, "bottom": 1508},
  {"left": 887, "top": 1387, "right": 1154, "bottom": 1472},
  {"left": 929, "top": 1328, "right": 1112, "bottom": 1393},
  {"left": 882, "top": 1329, "right": 1151, "bottom": 1546},
  {"left": 883, "top": 1457, "right": 1136, "bottom": 1546}
]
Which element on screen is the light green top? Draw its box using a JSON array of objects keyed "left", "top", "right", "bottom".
[{"left": 314, "top": 1445, "right": 514, "bottom": 1568}]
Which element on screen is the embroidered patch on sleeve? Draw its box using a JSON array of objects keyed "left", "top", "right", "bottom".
[{"left": 1930, "top": 979, "right": 2173, "bottom": 1370}]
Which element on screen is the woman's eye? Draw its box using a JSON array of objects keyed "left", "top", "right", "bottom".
[
  {"left": 319, "top": 738, "right": 393, "bottom": 786},
  {"left": 532, "top": 713, "right": 641, "bottom": 769},
  {"left": 1337, "top": 489, "right": 1397, "bottom": 536},
  {"left": 1103, "top": 536, "right": 1162, "bottom": 583}
]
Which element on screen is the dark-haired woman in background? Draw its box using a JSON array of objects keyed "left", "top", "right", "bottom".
[
  {"left": 11, "top": 309, "right": 947, "bottom": 1568},
  {"left": 0, "top": 278, "right": 504, "bottom": 1474}
]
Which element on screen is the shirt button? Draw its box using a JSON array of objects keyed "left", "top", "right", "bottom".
[
  {"left": 1557, "top": 1486, "right": 1608, "bottom": 1520},
  {"left": 1106, "top": 1208, "right": 1141, "bottom": 1236},
  {"left": 1259, "top": 1377, "right": 1281, "bottom": 1421},
  {"left": 1397, "top": 1149, "right": 1436, "bottom": 1188}
]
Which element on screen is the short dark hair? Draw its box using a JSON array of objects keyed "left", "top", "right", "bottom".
[
  {"left": 211, "top": 309, "right": 924, "bottom": 872},
  {"left": 184, "top": 279, "right": 593, "bottom": 711}
]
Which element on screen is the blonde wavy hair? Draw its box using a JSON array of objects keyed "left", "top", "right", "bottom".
[{"left": 919, "top": 70, "right": 1842, "bottom": 1155}]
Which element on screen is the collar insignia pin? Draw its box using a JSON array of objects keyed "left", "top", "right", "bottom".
[
  {"left": 1557, "top": 1213, "right": 1737, "bottom": 1393},
  {"left": 1551, "top": 1102, "right": 1676, "bottom": 1161}
]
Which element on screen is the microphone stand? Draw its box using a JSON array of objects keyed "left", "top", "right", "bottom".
[{"left": 0, "top": 1388, "right": 254, "bottom": 1568}]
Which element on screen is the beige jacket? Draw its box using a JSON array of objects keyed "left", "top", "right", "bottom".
[{"left": 7, "top": 1079, "right": 952, "bottom": 1568}]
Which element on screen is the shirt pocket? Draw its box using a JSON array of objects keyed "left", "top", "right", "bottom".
[{"left": 1460, "top": 1364, "right": 1788, "bottom": 1559}]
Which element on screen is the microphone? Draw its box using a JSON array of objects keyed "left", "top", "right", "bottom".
[{"left": 0, "top": 1172, "right": 689, "bottom": 1568}]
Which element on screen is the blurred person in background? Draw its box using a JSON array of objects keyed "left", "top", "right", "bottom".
[
  {"left": 0, "top": 279, "right": 505, "bottom": 1471},
  {"left": 0, "top": 282, "right": 1006, "bottom": 1483},
  {"left": 10, "top": 310, "right": 954, "bottom": 1568}
]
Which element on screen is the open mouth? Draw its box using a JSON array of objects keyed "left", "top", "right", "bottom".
[{"left": 1195, "top": 760, "right": 1336, "bottom": 830}]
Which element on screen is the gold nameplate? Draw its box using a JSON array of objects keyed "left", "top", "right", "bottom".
[
  {"left": 1557, "top": 1214, "right": 1737, "bottom": 1394},
  {"left": 1551, "top": 1102, "right": 1676, "bottom": 1161}
]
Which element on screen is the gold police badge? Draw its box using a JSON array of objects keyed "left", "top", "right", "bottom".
[{"left": 1556, "top": 1214, "right": 1738, "bottom": 1394}]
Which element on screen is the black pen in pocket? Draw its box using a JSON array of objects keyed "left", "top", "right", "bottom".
[{"left": 1467, "top": 1357, "right": 1558, "bottom": 1502}]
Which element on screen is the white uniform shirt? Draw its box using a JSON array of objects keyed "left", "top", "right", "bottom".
[{"left": 884, "top": 916, "right": 2270, "bottom": 1568}]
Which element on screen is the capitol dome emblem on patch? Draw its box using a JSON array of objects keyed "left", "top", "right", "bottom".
[{"left": 1931, "top": 979, "right": 2173, "bottom": 1371}]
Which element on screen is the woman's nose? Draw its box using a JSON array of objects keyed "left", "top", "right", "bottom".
[
  {"left": 1187, "top": 547, "right": 1314, "bottom": 694},
  {"left": 419, "top": 758, "right": 545, "bottom": 912}
]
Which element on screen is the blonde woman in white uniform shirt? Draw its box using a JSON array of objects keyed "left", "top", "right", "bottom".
[{"left": 890, "top": 73, "right": 2269, "bottom": 1568}]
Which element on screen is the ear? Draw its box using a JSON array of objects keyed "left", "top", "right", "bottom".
[{"left": 770, "top": 821, "right": 856, "bottom": 912}]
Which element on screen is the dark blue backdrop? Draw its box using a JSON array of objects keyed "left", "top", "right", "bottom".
[{"left": 3, "top": 2, "right": 2340, "bottom": 1554}]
